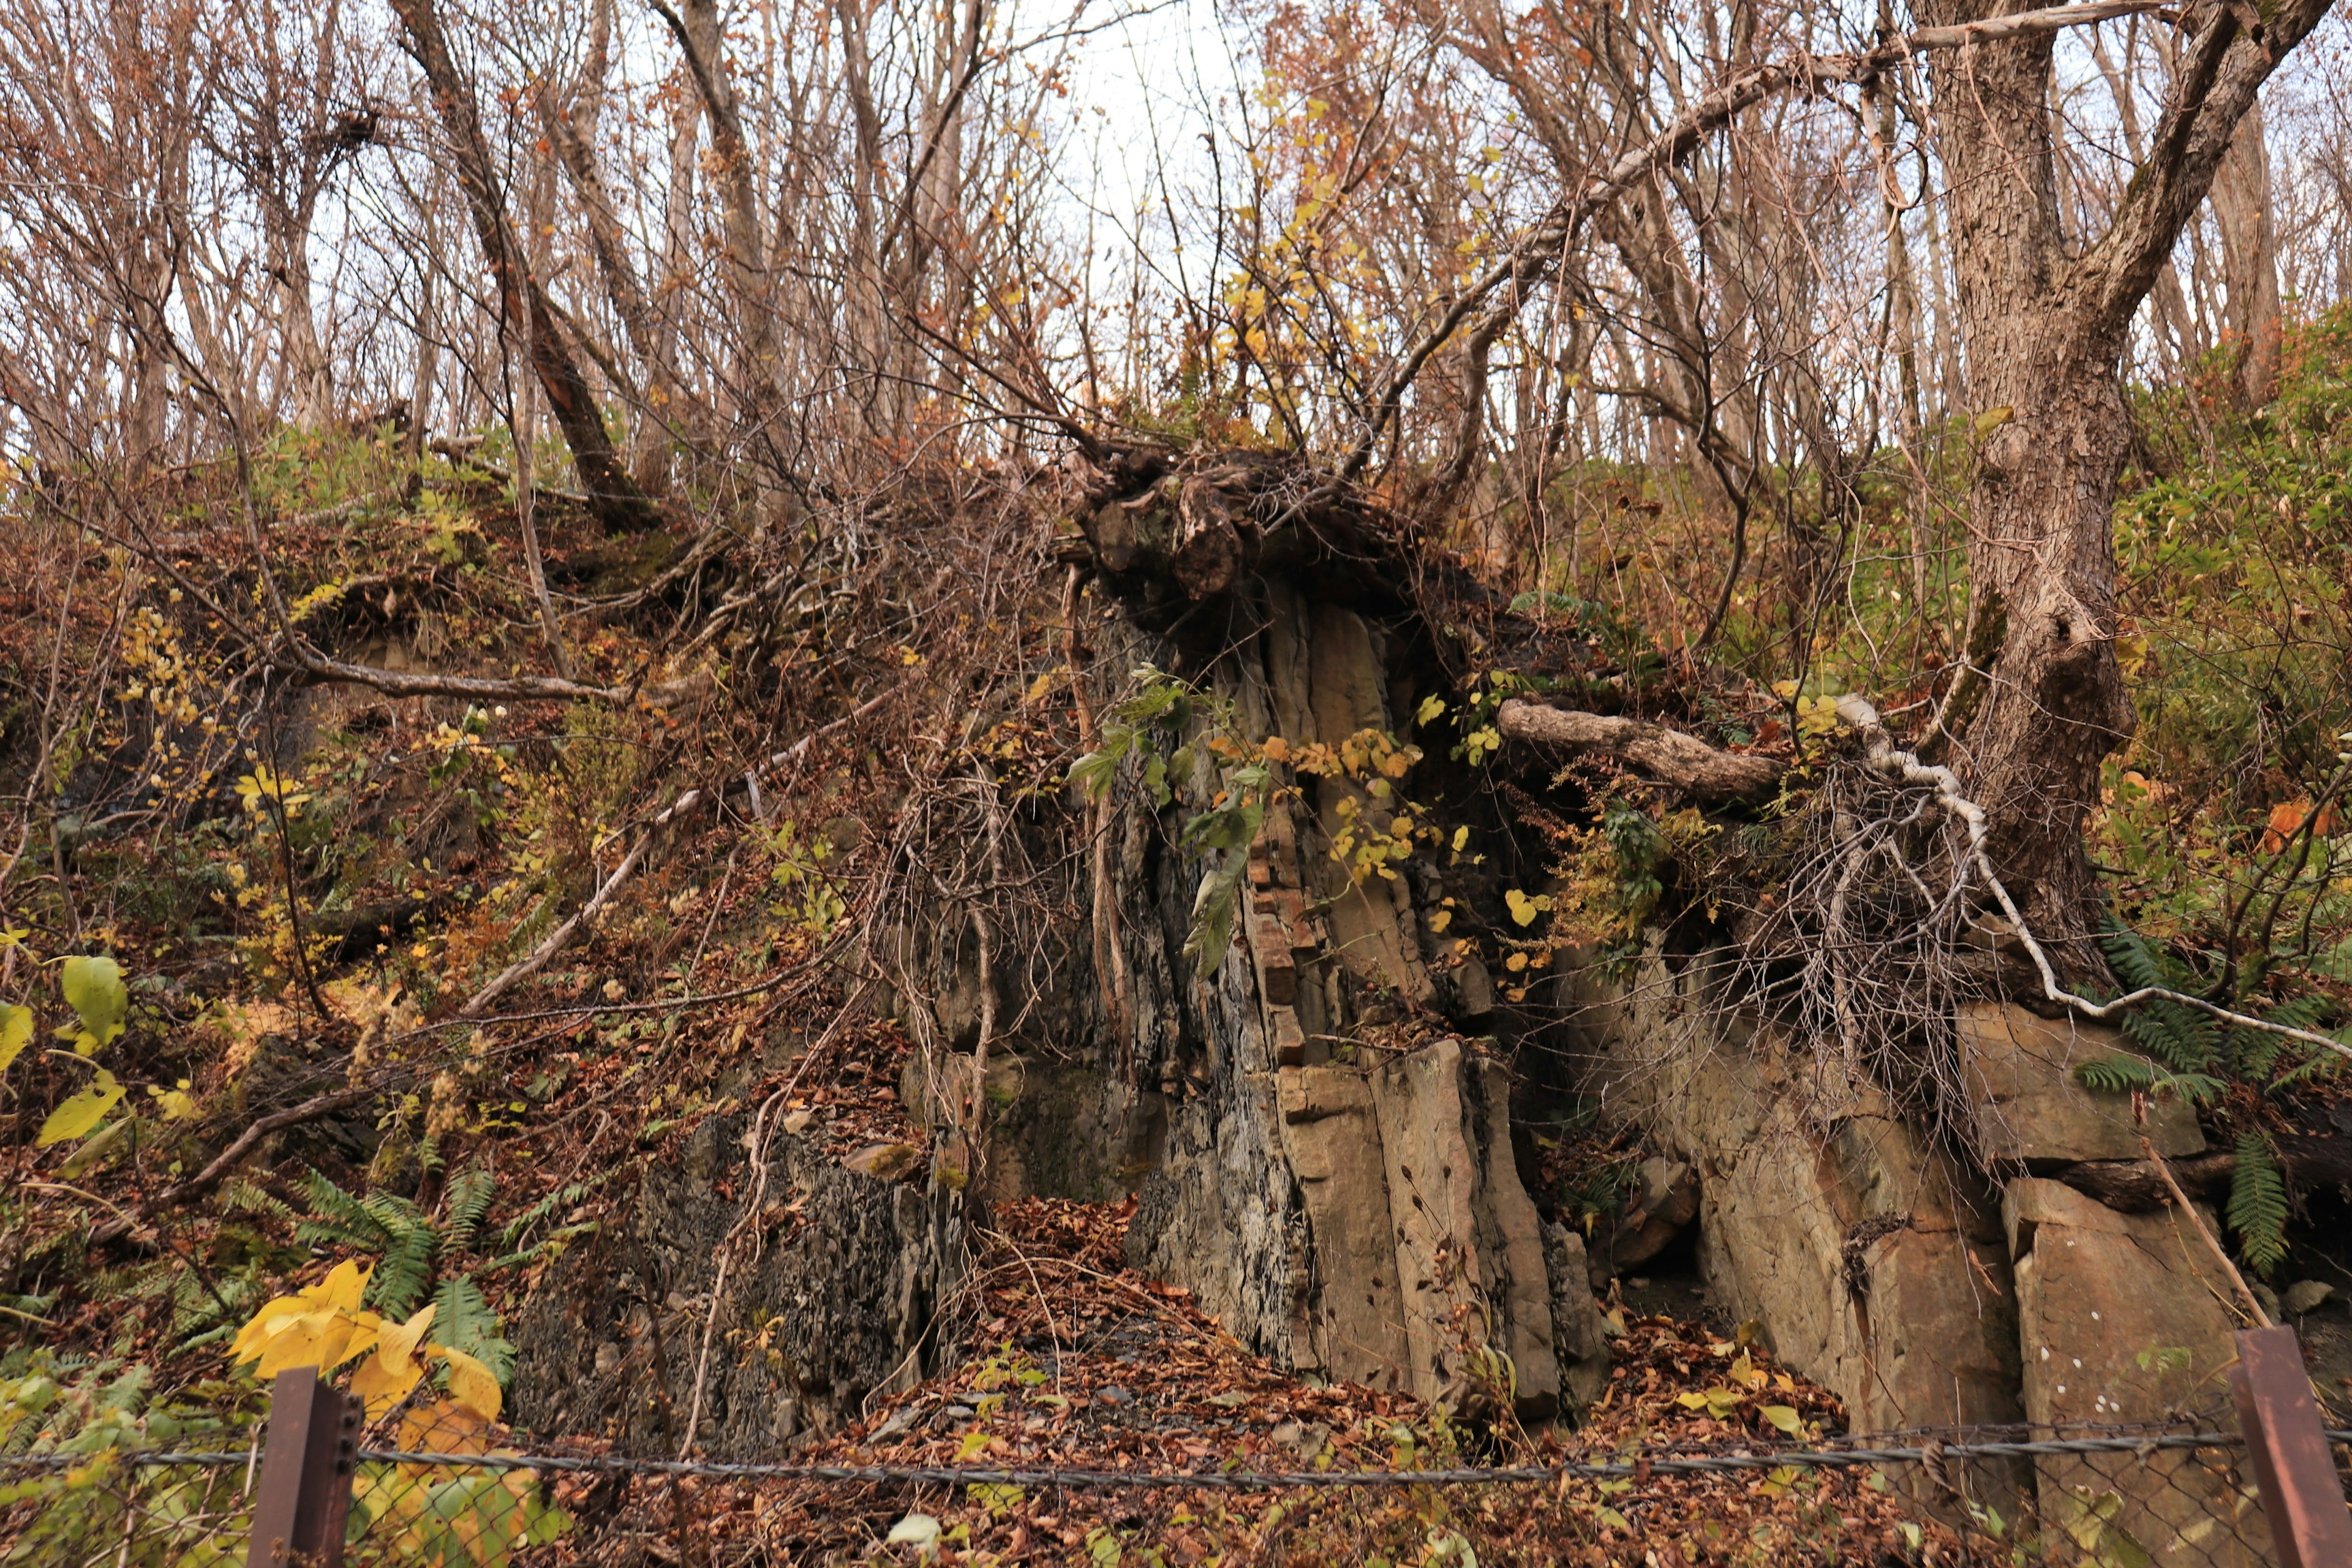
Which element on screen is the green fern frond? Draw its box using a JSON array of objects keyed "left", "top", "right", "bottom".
[
  {"left": 442, "top": 1164, "right": 496, "bottom": 1255},
  {"left": 2100, "top": 919, "right": 2222, "bottom": 1072},
  {"left": 428, "top": 1276, "right": 514, "bottom": 1387},
  {"left": 494, "top": 1175, "right": 611, "bottom": 1252},
  {"left": 360, "top": 1196, "right": 437, "bottom": 1319},
  {"left": 218, "top": 1178, "right": 292, "bottom": 1219},
  {"left": 2075, "top": 1056, "right": 2156, "bottom": 1095},
  {"left": 2075, "top": 1055, "right": 2222, "bottom": 1104},
  {"left": 2267, "top": 994, "right": 2336, "bottom": 1031},
  {"left": 296, "top": 1172, "right": 390, "bottom": 1253},
  {"left": 482, "top": 1223, "right": 598, "bottom": 1275},
  {"left": 2227, "top": 1134, "right": 2291, "bottom": 1280}
]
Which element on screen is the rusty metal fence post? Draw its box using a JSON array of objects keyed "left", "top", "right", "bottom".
[
  {"left": 2230, "top": 1324, "right": 2352, "bottom": 1568},
  {"left": 245, "top": 1367, "right": 361, "bottom": 1568}
]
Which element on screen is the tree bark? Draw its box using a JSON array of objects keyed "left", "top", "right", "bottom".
[
  {"left": 388, "top": 0, "right": 658, "bottom": 535},
  {"left": 2212, "top": 98, "right": 2283, "bottom": 407},
  {"left": 1923, "top": 0, "right": 2332, "bottom": 982}
]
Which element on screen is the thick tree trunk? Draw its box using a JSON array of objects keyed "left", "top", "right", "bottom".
[{"left": 1923, "top": 0, "right": 2332, "bottom": 982}]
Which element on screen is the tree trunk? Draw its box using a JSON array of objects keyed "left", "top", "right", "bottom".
[
  {"left": 389, "top": 0, "right": 658, "bottom": 535},
  {"left": 2212, "top": 99, "right": 2283, "bottom": 407},
  {"left": 1923, "top": 0, "right": 2331, "bottom": 982}
]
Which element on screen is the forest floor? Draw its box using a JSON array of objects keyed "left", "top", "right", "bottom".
[{"left": 524, "top": 1196, "right": 1965, "bottom": 1566}]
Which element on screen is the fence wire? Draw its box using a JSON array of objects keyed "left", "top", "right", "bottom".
[{"left": 1, "top": 1420, "right": 2329, "bottom": 1566}]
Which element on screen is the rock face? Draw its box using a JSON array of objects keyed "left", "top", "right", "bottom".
[
  {"left": 510, "top": 1109, "right": 963, "bottom": 1457},
  {"left": 2004, "top": 1178, "right": 2271, "bottom": 1556},
  {"left": 1543, "top": 1224, "right": 1617, "bottom": 1410},
  {"left": 1957, "top": 1004, "right": 2204, "bottom": 1166},
  {"left": 1561, "top": 947, "right": 2024, "bottom": 1445},
  {"left": 1116, "top": 584, "right": 1596, "bottom": 1422}
]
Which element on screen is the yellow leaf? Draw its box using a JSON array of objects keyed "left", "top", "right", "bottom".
[
  {"left": 0, "top": 1004, "right": 32, "bottom": 1072},
  {"left": 232, "top": 1294, "right": 316, "bottom": 1363},
  {"left": 37, "top": 1068, "right": 125, "bottom": 1145},
  {"left": 254, "top": 1309, "right": 342, "bottom": 1378},
  {"left": 336, "top": 1313, "right": 384, "bottom": 1370},
  {"left": 58, "top": 1115, "right": 136, "bottom": 1177},
  {"left": 60, "top": 956, "right": 127, "bottom": 1052},
  {"left": 434, "top": 1345, "right": 504, "bottom": 1423},
  {"left": 1673, "top": 1391, "right": 1709, "bottom": 1411},
  {"left": 399, "top": 1397, "right": 492, "bottom": 1457},
  {"left": 350, "top": 1346, "right": 426, "bottom": 1419},
  {"left": 377, "top": 1303, "right": 438, "bottom": 1378},
  {"left": 1760, "top": 1404, "right": 1803, "bottom": 1435},
  {"left": 312, "top": 1259, "right": 372, "bottom": 1314}
]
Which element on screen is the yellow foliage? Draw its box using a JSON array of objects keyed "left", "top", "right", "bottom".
[{"left": 434, "top": 1345, "right": 504, "bottom": 1423}]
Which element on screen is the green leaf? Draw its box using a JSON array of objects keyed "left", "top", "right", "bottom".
[
  {"left": 59, "top": 957, "right": 126, "bottom": 1054},
  {"left": 38, "top": 1068, "right": 126, "bottom": 1145},
  {"left": 1759, "top": 1404, "right": 1803, "bottom": 1436},
  {"left": 0, "top": 1005, "right": 32, "bottom": 1072}
]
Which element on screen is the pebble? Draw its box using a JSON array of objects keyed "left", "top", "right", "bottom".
[{"left": 1097, "top": 1385, "right": 1133, "bottom": 1405}]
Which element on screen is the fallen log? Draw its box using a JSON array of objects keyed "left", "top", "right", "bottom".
[
  {"left": 1495, "top": 698, "right": 1784, "bottom": 805},
  {"left": 2055, "top": 1133, "right": 2352, "bottom": 1212}
]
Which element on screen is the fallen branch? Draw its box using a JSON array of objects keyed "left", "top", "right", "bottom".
[
  {"left": 290, "top": 649, "right": 650, "bottom": 706},
  {"left": 2143, "top": 1134, "right": 2273, "bottom": 1327},
  {"left": 460, "top": 787, "right": 705, "bottom": 1017},
  {"left": 2058, "top": 1135, "right": 2352, "bottom": 1212},
  {"left": 89, "top": 1085, "right": 374, "bottom": 1246},
  {"left": 1496, "top": 698, "right": 1782, "bottom": 805}
]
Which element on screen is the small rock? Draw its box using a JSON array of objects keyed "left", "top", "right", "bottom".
[
  {"left": 942, "top": 1404, "right": 976, "bottom": 1420},
  {"left": 2283, "top": 1280, "right": 2335, "bottom": 1316},
  {"left": 843, "top": 1141, "right": 922, "bottom": 1181},
  {"left": 1628, "top": 1276, "right": 1651, "bottom": 1290},
  {"left": 2253, "top": 1282, "right": 2283, "bottom": 1322},
  {"left": 1096, "top": 1385, "right": 1132, "bottom": 1405}
]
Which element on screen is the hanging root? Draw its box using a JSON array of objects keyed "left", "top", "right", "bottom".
[{"left": 1728, "top": 698, "right": 2352, "bottom": 1144}]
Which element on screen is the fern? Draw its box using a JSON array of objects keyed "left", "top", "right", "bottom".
[
  {"left": 441, "top": 1164, "right": 495, "bottom": 1254},
  {"left": 360, "top": 1195, "right": 438, "bottom": 1318},
  {"left": 2100, "top": 920, "right": 2222, "bottom": 1072},
  {"left": 428, "top": 1276, "right": 514, "bottom": 1387},
  {"left": 2073, "top": 1055, "right": 2222, "bottom": 1104},
  {"left": 496, "top": 1175, "right": 614, "bottom": 1253},
  {"left": 297, "top": 1172, "right": 391, "bottom": 1252},
  {"left": 218, "top": 1177, "right": 292, "bottom": 1219},
  {"left": 295, "top": 1173, "right": 439, "bottom": 1317},
  {"left": 2227, "top": 1134, "right": 2291, "bottom": 1280}
]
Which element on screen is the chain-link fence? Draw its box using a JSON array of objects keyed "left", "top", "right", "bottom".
[{"left": 7, "top": 1417, "right": 2340, "bottom": 1566}]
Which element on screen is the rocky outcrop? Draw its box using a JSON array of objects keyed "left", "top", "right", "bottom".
[
  {"left": 510, "top": 1109, "right": 963, "bottom": 1457},
  {"left": 2005, "top": 1178, "right": 2271, "bottom": 1556},
  {"left": 1957, "top": 1003, "right": 2203, "bottom": 1166},
  {"left": 1561, "top": 947, "right": 2024, "bottom": 1447}
]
